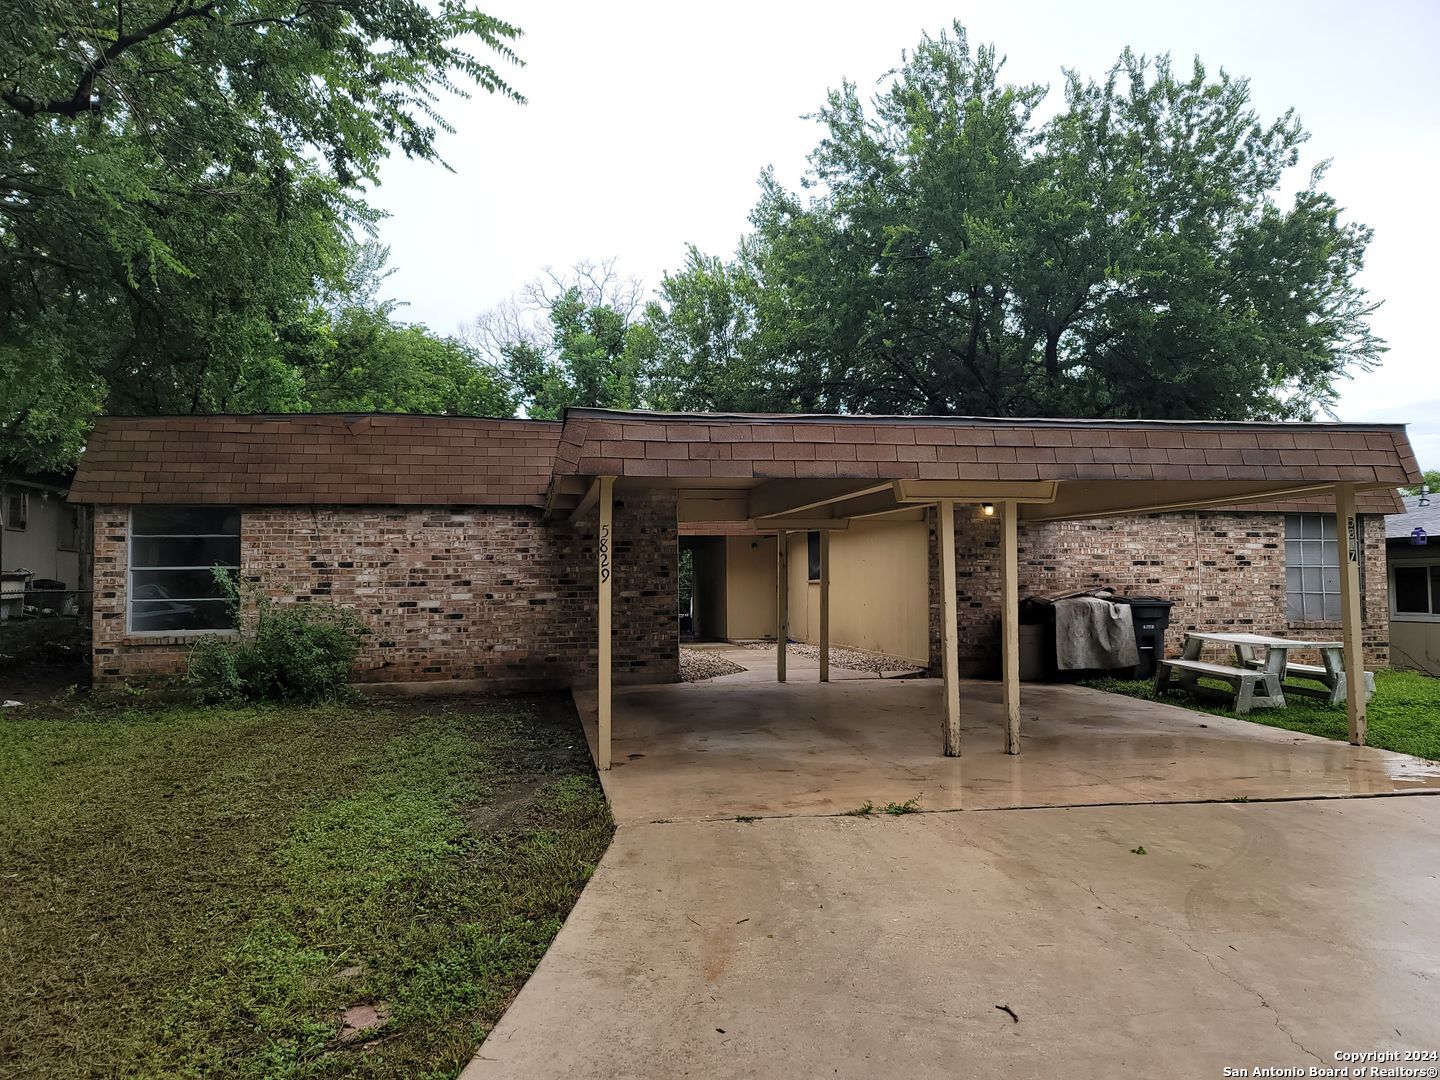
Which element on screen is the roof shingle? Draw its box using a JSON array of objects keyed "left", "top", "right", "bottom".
[{"left": 69, "top": 415, "right": 561, "bottom": 507}]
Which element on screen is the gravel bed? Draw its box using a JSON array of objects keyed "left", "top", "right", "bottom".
[
  {"left": 738, "top": 640, "right": 921, "bottom": 674},
  {"left": 679, "top": 647, "right": 748, "bottom": 682}
]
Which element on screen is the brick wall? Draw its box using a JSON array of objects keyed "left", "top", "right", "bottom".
[
  {"left": 90, "top": 492, "right": 679, "bottom": 688},
  {"left": 927, "top": 505, "right": 1006, "bottom": 676},
  {"left": 928, "top": 507, "right": 1390, "bottom": 674}
]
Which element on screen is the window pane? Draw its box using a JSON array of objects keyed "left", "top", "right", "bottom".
[
  {"left": 1303, "top": 592, "right": 1325, "bottom": 622},
  {"left": 132, "top": 506, "right": 240, "bottom": 535},
  {"left": 1284, "top": 514, "right": 1301, "bottom": 539},
  {"left": 1321, "top": 540, "right": 1338, "bottom": 568},
  {"left": 1321, "top": 566, "right": 1340, "bottom": 595},
  {"left": 131, "top": 569, "right": 233, "bottom": 601},
  {"left": 1286, "top": 593, "right": 1305, "bottom": 621},
  {"left": 1322, "top": 594, "right": 1341, "bottom": 622},
  {"left": 1303, "top": 515, "right": 1322, "bottom": 539},
  {"left": 1432, "top": 568, "right": 1440, "bottom": 615},
  {"left": 131, "top": 535, "right": 240, "bottom": 568},
  {"left": 1395, "top": 567, "right": 1430, "bottom": 613},
  {"left": 130, "top": 599, "right": 234, "bottom": 633},
  {"left": 1301, "top": 567, "right": 1322, "bottom": 595},
  {"left": 1318, "top": 515, "right": 1337, "bottom": 539}
]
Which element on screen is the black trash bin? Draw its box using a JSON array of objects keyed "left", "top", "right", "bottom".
[{"left": 1114, "top": 596, "right": 1174, "bottom": 680}]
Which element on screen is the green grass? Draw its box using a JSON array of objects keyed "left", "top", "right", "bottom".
[
  {"left": 1081, "top": 668, "right": 1440, "bottom": 760},
  {"left": 0, "top": 694, "right": 613, "bottom": 1079},
  {"left": 882, "top": 797, "right": 922, "bottom": 815}
]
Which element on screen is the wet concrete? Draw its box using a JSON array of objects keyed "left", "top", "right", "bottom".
[
  {"left": 463, "top": 797, "right": 1440, "bottom": 1080},
  {"left": 576, "top": 647, "right": 1440, "bottom": 823}
]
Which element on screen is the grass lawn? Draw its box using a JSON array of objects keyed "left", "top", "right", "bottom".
[
  {"left": 1081, "top": 668, "right": 1440, "bottom": 760},
  {"left": 0, "top": 693, "right": 612, "bottom": 1079}
]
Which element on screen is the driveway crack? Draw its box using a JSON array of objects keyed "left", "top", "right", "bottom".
[{"left": 1071, "top": 878, "right": 1321, "bottom": 1064}]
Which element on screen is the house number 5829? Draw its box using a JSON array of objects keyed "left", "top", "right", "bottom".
[{"left": 599, "top": 524, "right": 611, "bottom": 583}]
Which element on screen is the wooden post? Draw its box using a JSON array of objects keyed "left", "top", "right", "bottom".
[
  {"left": 1000, "top": 500, "right": 1021, "bottom": 755},
  {"left": 818, "top": 530, "right": 831, "bottom": 683},
  {"left": 597, "top": 476, "right": 615, "bottom": 770},
  {"left": 938, "top": 500, "right": 961, "bottom": 756},
  {"left": 1335, "top": 483, "right": 1367, "bottom": 746},
  {"left": 776, "top": 531, "right": 788, "bottom": 683}
]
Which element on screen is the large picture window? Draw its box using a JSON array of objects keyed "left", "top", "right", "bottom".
[
  {"left": 129, "top": 507, "right": 240, "bottom": 633},
  {"left": 1284, "top": 513, "right": 1341, "bottom": 622},
  {"left": 1393, "top": 564, "right": 1440, "bottom": 617}
]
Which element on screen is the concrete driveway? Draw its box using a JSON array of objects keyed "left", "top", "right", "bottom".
[
  {"left": 465, "top": 796, "right": 1440, "bottom": 1079},
  {"left": 577, "top": 653, "right": 1440, "bottom": 822}
]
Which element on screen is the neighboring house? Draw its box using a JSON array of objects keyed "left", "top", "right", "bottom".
[
  {"left": 0, "top": 473, "right": 83, "bottom": 618},
  {"left": 1386, "top": 492, "right": 1440, "bottom": 675},
  {"left": 66, "top": 411, "right": 1417, "bottom": 708}
]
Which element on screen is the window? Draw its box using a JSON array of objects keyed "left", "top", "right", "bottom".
[
  {"left": 1284, "top": 513, "right": 1341, "bottom": 622},
  {"left": 4, "top": 491, "right": 26, "bottom": 532},
  {"left": 129, "top": 507, "right": 240, "bottom": 633},
  {"left": 1393, "top": 564, "right": 1440, "bottom": 617},
  {"left": 59, "top": 506, "right": 81, "bottom": 552},
  {"left": 807, "top": 531, "right": 821, "bottom": 582}
]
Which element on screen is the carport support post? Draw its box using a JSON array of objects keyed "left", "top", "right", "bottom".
[
  {"left": 938, "top": 500, "right": 962, "bottom": 756},
  {"left": 1335, "top": 483, "right": 1367, "bottom": 746},
  {"left": 1000, "top": 500, "right": 1021, "bottom": 755},
  {"left": 776, "top": 531, "right": 788, "bottom": 683},
  {"left": 818, "top": 530, "right": 831, "bottom": 683},
  {"left": 597, "top": 475, "right": 615, "bottom": 771}
]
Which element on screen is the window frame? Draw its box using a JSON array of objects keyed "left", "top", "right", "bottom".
[
  {"left": 3, "top": 490, "right": 27, "bottom": 532},
  {"left": 126, "top": 506, "right": 241, "bottom": 637},
  {"left": 1283, "top": 512, "right": 1348, "bottom": 624},
  {"left": 1389, "top": 559, "right": 1440, "bottom": 622},
  {"left": 58, "top": 505, "right": 81, "bottom": 552}
]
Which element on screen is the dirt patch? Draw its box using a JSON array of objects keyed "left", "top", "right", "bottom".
[
  {"left": 461, "top": 776, "right": 549, "bottom": 835},
  {"left": 0, "top": 617, "right": 89, "bottom": 702}
]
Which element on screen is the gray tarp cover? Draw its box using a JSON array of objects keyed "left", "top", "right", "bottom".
[{"left": 1053, "top": 596, "right": 1140, "bottom": 671}]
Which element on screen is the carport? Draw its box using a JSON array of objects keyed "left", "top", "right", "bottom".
[{"left": 544, "top": 410, "right": 1422, "bottom": 770}]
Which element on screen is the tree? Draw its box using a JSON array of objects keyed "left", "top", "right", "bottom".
[
  {"left": 644, "top": 244, "right": 781, "bottom": 412},
  {"left": 739, "top": 24, "right": 1381, "bottom": 420},
  {"left": 1402, "top": 469, "right": 1440, "bottom": 497},
  {"left": 265, "top": 242, "right": 514, "bottom": 416},
  {"left": 467, "top": 259, "right": 653, "bottom": 418},
  {"left": 305, "top": 308, "right": 514, "bottom": 416},
  {"left": 1, "top": 0, "right": 523, "bottom": 469}
]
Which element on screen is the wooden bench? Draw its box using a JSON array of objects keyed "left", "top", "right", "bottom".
[{"left": 1154, "top": 658, "right": 1285, "bottom": 714}]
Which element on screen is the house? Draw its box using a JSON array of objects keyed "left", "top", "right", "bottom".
[
  {"left": 1386, "top": 492, "right": 1440, "bottom": 675},
  {"left": 66, "top": 409, "right": 1421, "bottom": 762},
  {"left": 0, "top": 472, "right": 84, "bottom": 619}
]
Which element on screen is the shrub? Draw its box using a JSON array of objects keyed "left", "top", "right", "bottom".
[{"left": 187, "top": 573, "right": 368, "bottom": 703}]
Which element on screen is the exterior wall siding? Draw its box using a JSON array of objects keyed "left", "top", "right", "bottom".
[
  {"left": 90, "top": 492, "right": 679, "bottom": 688},
  {"left": 928, "top": 508, "right": 1390, "bottom": 675}
]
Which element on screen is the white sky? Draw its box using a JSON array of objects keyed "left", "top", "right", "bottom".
[{"left": 369, "top": 0, "right": 1440, "bottom": 468}]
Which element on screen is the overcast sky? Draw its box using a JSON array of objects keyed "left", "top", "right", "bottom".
[{"left": 368, "top": 0, "right": 1440, "bottom": 468}]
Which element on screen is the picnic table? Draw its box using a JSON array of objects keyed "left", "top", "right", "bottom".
[{"left": 1154, "top": 631, "right": 1375, "bottom": 714}]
